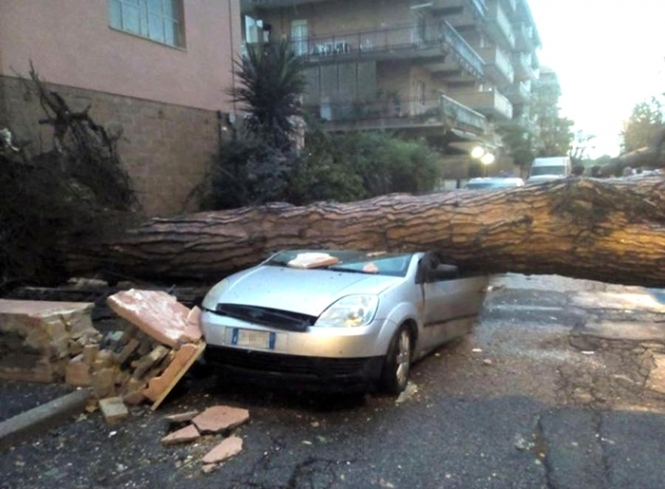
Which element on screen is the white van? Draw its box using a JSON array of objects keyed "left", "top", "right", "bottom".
[{"left": 527, "top": 156, "right": 572, "bottom": 183}]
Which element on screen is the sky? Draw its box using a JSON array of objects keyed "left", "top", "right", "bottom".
[{"left": 528, "top": 0, "right": 665, "bottom": 158}]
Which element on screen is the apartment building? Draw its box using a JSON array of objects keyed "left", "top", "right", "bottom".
[
  {"left": 0, "top": 0, "right": 241, "bottom": 216},
  {"left": 240, "top": 0, "right": 541, "bottom": 175}
]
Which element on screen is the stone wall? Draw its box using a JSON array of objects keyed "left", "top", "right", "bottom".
[{"left": 0, "top": 75, "right": 223, "bottom": 217}]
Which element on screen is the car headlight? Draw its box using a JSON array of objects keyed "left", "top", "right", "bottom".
[
  {"left": 202, "top": 279, "right": 229, "bottom": 310},
  {"left": 315, "top": 295, "right": 379, "bottom": 328}
]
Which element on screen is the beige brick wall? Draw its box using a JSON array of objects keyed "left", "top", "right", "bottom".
[{"left": 1, "top": 75, "right": 219, "bottom": 217}]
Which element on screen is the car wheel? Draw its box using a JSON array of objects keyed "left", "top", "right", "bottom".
[{"left": 380, "top": 325, "right": 412, "bottom": 395}]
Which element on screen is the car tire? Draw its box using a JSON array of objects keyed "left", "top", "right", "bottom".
[{"left": 380, "top": 324, "right": 412, "bottom": 395}]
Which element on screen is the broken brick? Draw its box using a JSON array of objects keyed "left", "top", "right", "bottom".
[
  {"left": 65, "top": 354, "right": 92, "bottom": 387},
  {"left": 93, "top": 349, "right": 114, "bottom": 371},
  {"left": 161, "top": 424, "right": 200, "bottom": 446},
  {"left": 82, "top": 344, "right": 99, "bottom": 366},
  {"left": 106, "top": 289, "right": 202, "bottom": 349},
  {"left": 99, "top": 397, "right": 129, "bottom": 423},
  {"left": 91, "top": 367, "right": 116, "bottom": 398},
  {"left": 192, "top": 405, "right": 250, "bottom": 434},
  {"left": 164, "top": 410, "right": 199, "bottom": 425},
  {"left": 201, "top": 436, "right": 243, "bottom": 464}
]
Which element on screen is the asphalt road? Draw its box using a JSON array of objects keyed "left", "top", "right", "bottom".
[{"left": 1, "top": 274, "right": 665, "bottom": 489}]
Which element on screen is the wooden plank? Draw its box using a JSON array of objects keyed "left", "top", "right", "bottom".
[{"left": 145, "top": 342, "right": 206, "bottom": 411}]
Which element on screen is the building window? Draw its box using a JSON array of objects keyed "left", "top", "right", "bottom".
[{"left": 108, "top": 0, "right": 185, "bottom": 47}]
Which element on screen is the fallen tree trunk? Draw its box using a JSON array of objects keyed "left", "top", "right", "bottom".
[
  {"left": 601, "top": 128, "right": 665, "bottom": 176},
  {"left": 61, "top": 177, "right": 665, "bottom": 287}
]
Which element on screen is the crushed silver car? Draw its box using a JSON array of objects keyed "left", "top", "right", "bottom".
[{"left": 201, "top": 250, "right": 488, "bottom": 394}]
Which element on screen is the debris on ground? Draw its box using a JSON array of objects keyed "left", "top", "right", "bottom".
[
  {"left": 0, "top": 288, "right": 207, "bottom": 423},
  {"left": 159, "top": 406, "right": 248, "bottom": 471}
]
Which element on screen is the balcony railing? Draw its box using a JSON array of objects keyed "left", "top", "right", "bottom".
[
  {"left": 440, "top": 94, "right": 487, "bottom": 132},
  {"left": 479, "top": 45, "right": 513, "bottom": 83},
  {"left": 487, "top": 1, "right": 515, "bottom": 48},
  {"left": 440, "top": 21, "right": 485, "bottom": 77},
  {"left": 303, "top": 95, "right": 486, "bottom": 133},
  {"left": 503, "top": 80, "right": 530, "bottom": 102},
  {"left": 248, "top": 21, "right": 485, "bottom": 78}
]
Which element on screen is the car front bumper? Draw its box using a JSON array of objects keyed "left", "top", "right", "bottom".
[
  {"left": 200, "top": 310, "right": 393, "bottom": 358},
  {"left": 204, "top": 345, "right": 384, "bottom": 391}
]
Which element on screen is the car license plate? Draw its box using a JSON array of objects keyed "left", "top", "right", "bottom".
[{"left": 231, "top": 328, "right": 276, "bottom": 349}]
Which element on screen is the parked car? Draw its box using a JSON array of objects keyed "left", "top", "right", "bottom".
[
  {"left": 464, "top": 177, "right": 525, "bottom": 189},
  {"left": 201, "top": 250, "right": 488, "bottom": 394},
  {"left": 527, "top": 156, "right": 572, "bottom": 183}
]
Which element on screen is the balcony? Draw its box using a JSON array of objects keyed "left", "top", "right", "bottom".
[
  {"left": 512, "top": 52, "right": 537, "bottom": 81},
  {"left": 240, "top": 0, "right": 327, "bottom": 10},
  {"left": 477, "top": 45, "right": 514, "bottom": 85},
  {"left": 503, "top": 80, "right": 530, "bottom": 104},
  {"left": 431, "top": 0, "right": 487, "bottom": 19},
  {"left": 305, "top": 95, "right": 486, "bottom": 135},
  {"left": 273, "top": 21, "right": 484, "bottom": 80},
  {"left": 513, "top": 22, "right": 535, "bottom": 51},
  {"left": 448, "top": 88, "right": 513, "bottom": 120},
  {"left": 485, "top": 0, "right": 515, "bottom": 49}
]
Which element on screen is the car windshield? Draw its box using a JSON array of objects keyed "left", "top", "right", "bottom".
[
  {"left": 530, "top": 166, "right": 567, "bottom": 176},
  {"left": 265, "top": 250, "right": 413, "bottom": 277}
]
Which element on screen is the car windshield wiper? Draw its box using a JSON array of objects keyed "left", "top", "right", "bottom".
[{"left": 325, "top": 266, "right": 372, "bottom": 275}]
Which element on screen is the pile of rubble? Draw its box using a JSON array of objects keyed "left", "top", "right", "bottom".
[
  {"left": 161, "top": 406, "right": 249, "bottom": 472},
  {"left": 0, "top": 289, "right": 207, "bottom": 421}
]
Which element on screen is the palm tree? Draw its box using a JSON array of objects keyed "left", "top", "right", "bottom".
[{"left": 232, "top": 40, "right": 307, "bottom": 150}]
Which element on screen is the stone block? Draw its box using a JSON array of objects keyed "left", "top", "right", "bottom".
[
  {"left": 106, "top": 290, "right": 202, "bottom": 349},
  {"left": 192, "top": 405, "right": 250, "bottom": 434},
  {"left": 161, "top": 424, "right": 200, "bottom": 446},
  {"left": 99, "top": 397, "right": 129, "bottom": 424},
  {"left": 201, "top": 436, "right": 243, "bottom": 464},
  {"left": 82, "top": 344, "right": 99, "bottom": 366},
  {"left": 91, "top": 368, "right": 116, "bottom": 399}
]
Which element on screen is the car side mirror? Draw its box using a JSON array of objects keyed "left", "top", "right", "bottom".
[{"left": 432, "top": 264, "right": 459, "bottom": 281}]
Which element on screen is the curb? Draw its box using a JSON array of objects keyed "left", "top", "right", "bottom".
[{"left": 0, "top": 388, "right": 92, "bottom": 450}]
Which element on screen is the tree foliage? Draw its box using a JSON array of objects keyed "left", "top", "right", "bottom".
[
  {"left": 621, "top": 96, "right": 665, "bottom": 153},
  {"left": 232, "top": 41, "right": 307, "bottom": 149},
  {"left": 499, "top": 74, "right": 574, "bottom": 170},
  {"left": 203, "top": 42, "right": 441, "bottom": 210}
]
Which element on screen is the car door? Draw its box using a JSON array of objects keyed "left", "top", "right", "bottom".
[{"left": 417, "top": 253, "right": 485, "bottom": 353}]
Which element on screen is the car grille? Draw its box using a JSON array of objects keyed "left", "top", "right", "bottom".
[
  {"left": 205, "top": 346, "right": 374, "bottom": 378},
  {"left": 214, "top": 304, "right": 316, "bottom": 332}
]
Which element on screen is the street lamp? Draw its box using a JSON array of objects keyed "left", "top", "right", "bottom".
[
  {"left": 480, "top": 153, "right": 495, "bottom": 165},
  {"left": 471, "top": 146, "right": 485, "bottom": 159}
]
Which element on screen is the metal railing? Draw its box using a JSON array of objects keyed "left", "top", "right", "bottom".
[
  {"left": 494, "top": 90, "right": 513, "bottom": 118},
  {"left": 440, "top": 94, "right": 487, "bottom": 131},
  {"left": 467, "top": 0, "right": 488, "bottom": 18},
  {"left": 493, "top": 47, "right": 514, "bottom": 80},
  {"left": 302, "top": 95, "right": 486, "bottom": 133},
  {"left": 440, "top": 21, "right": 485, "bottom": 76},
  {"left": 252, "top": 21, "right": 485, "bottom": 78}
]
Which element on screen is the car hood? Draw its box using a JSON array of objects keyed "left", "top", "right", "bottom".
[{"left": 213, "top": 266, "right": 403, "bottom": 317}]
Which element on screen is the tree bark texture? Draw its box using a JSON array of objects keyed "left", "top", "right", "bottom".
[{"left": 62, "top": 177, "right": 665, "bottom": 287}]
